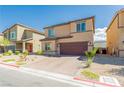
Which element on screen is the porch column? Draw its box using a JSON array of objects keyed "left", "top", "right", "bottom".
[
  {"left": 57, "top": 44, "right": 60, "bottom": 55},
  {"left": 22, "top": 42, "right": 26, "bottom": 52}
]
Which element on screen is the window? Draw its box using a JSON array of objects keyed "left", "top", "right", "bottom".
[
  {"left": 76, "top": 22, "right": 86, "bottom": 32},
  {"left": 81, "top": 23, "right": 86, "bottom": 32},
  {"left": 76, "top": 24, "right": 80, "bottom": 32},
  {"left": 48, "top": 29, "right": 55, "bottom": 37},
  {"left": 10, "top": 30, "right": 16, "bottom": 40},
  {"left": 45, "top": 43, "right": 51, "bottom": 51}
]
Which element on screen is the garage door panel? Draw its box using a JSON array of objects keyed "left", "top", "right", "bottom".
[{"left": 60, "top": 42, "right": 88, "bottom": 55}]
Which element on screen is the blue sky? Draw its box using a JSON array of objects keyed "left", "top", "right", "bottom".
[{"left": 0, "top": 5, "right": 124, "bottom": 33}]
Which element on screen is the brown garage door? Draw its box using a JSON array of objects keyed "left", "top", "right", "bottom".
[{"left": 60, "top": 42, "right": 88, "bottom": 55}]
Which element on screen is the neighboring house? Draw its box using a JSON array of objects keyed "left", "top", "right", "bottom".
[
  {"left": 94, "top": 40, "right": 106, "bottom": 54},
  {"left": 106, "top": 9, "right": 124, "bottom": 57},
  {"left": 40, "top": 16, "right": 95, "bottom": 55},
  {"left": 0, "top": 33, "right": 4, "bottom": 53},
  {"left": 0, "top": 33, "right": 3, "bottom": 39},
  {"left": 2, "top": 24, "right": 44, "bottom": 53}
]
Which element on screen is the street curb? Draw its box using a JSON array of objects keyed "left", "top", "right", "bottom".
[
  {"left": 0, "top": 62, "right": 121, "bottom": 87},
  {"left": 0, "top": 62, "right": 19, "bottom": 68},
  {"left": 73, "top": 77, "right": 120, "bottom": 87}
]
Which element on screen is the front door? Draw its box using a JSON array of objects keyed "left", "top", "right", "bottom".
[{"left": 26, "top": 43, "right": 32, "bottom": 52}]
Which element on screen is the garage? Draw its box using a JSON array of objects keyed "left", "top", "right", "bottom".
[{"left": 60, "top": 42, "right": 88, "bottom": 55}]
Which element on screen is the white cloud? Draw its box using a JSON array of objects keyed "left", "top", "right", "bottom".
[{"left": 94, "top": 27, "right": 107, "bottom": 41}]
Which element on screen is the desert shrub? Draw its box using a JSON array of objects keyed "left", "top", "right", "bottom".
[
  {"left": 81, "top": 70, "right": 99, "bottom": 80},
  {"left": 15, "top": 51, "right": 20, "bottom": 55},
  {"left": 3, "top": 52, "right": 10, "bottom": 56},
  {"left": 23, "top": 50, "right": 29, "bottom": 56},
  {"left": 7, "top": 50, "right": 13, "bottom": 55},
  {"left": 85, "top": 47, "right": 98, "bottom": 67},
  {"left": 36, "top": 50, "right": 44, "bottom": 55}
]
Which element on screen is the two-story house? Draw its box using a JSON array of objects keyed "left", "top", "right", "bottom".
[
  {"left": 106, "top": 9, "right": 124, "bottom": 57},
  {"left": 2, "top": 24, "right": 44, "bottom": 53},
  {"left": 40, "top": 16, "right": 95, "bottom": 55}
]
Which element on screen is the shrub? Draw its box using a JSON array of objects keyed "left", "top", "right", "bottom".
[
  {"left": 3, "top": 52, "right": 10, "bottom": 56},
  {"left": 0, "top": 54, "right": 2, "bottom": 58},
  {"left": 36, "top": 50, "right": 44, "bottom": 55},
  {"left": 85, "top": 47, "right": 99, "bottom": 67},
  {"left": 15, "top": 51, "right": 20, "bottom": 55},
  {"left": 3, "top": 59, "right": 15, "bottom": 62},
  {"left": 81, "top": 70, "right": 99, "bottom": 80},
  {"left": 23, "top": 50, "right": 29, "bottom": 56},
  {"left": 7, "top": 50, "right": 13, "bottom": 55}
]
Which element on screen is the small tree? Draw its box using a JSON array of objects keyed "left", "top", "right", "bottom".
[
  {"left": 85, "top": 47, "right": 98, "bottom": 67},
  {"left": 0, "top": 38, "right": 10, "bottom": 52}
]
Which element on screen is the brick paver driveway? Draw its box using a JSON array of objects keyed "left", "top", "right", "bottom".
[{"left": 24, "top": 55, "right": 87, "bottom": 76}]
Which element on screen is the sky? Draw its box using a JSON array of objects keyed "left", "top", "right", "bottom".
[{"left": 0, "top": 5, "right": 124, "bottom": 41}]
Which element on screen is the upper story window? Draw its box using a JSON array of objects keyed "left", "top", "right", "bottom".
[
  {"left": 76, "top": 22, "right": 86, "bottom": 32},
  {"left": 10, "top": 30, "right": 16, "bottom": 40},
  {"left": 48, "top": 29, "right": 55, "bottom": 38}
]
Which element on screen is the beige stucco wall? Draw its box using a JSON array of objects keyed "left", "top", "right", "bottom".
[
  {"left": 119, "top": 28, "right": 124, "bottom": 50},
  {"left": 16, "top": 25, "right": 31, "bottom": 41},
  {"left": 119, "top": 12, "right": 124, "bottom": 27},
  {"left": 4, "top": 29, "right": 10, "bottom": 39},
  {"left": 58, "top": 31, "right": 94, "bottom": 51},
  {"left": 0, "top": 35, "right": 3, "bottom": 40},
  {"left": 32, "top": 33, "right": 45, "bottom": 52},
  {"left": 107, "top": 11, "right": 124, "bottom": 57},
  {"left": 44, "top": 18, "right": 94, "bottom": 38},
  {"left": 45, "top": 24, "right": 71, "bottom": 38},
  {"left": 58, "top": 31, "right": 93, "bottom": 43},
  {"left": 107, "top": 15, "right": 119, "bottom": 55},
  {"left": 42, "top": 40, "right": 56, "bottom": 51},
  {"left": 22, "top": 30, "right": 33, "bottom": 39}
]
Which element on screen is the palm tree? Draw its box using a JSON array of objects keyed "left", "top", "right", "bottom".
[
  {"left": 85, "top": 47, "right": 98, "bottom": 67},
  {"left": 0, "top": 38, "right": 10, "bottom": 52}
]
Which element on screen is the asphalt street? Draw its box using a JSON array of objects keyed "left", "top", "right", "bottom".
[{"left": 0, "top": 65, "right": 78, "bottom": 87}]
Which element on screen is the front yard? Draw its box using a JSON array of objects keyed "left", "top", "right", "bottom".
[{"left": 0, "top": 53, "right": 124, "bottom": 86}]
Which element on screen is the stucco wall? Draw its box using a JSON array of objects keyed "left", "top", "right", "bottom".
[
  {"left": 16, "top": 25, "right": 30, "bottom": 41},
  {"left": 45, "top": 24, "right": 71, "bottom": 38},
  {"left": 44, "top": 18, "right": 94, "bottom": 38},
  {"left": 107, "top": 15, "right": 119, "bottom": 55},
  {"left": 0, "top": 35, "right": 3, "bottom": 40},
  {"left": 58, "top": 31, "right": 93, "bottom": 43},
  {"left": 119, "top": 12, "right": 124, "bottom": 27},
  {"left": 42, "top": 40, "right": 56, "bottom": 51},
  {"left": 22, "top": 30, "right": 33, "bottom": 39},
  {"left": 58, "top": 31, "right": 94, "bottom": 51},
  {"left": 119, "top": 28, "right": 124, "bottom": 50},
  {"left": 32, "top": 33, "right": 45, "bottom": 52}
]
